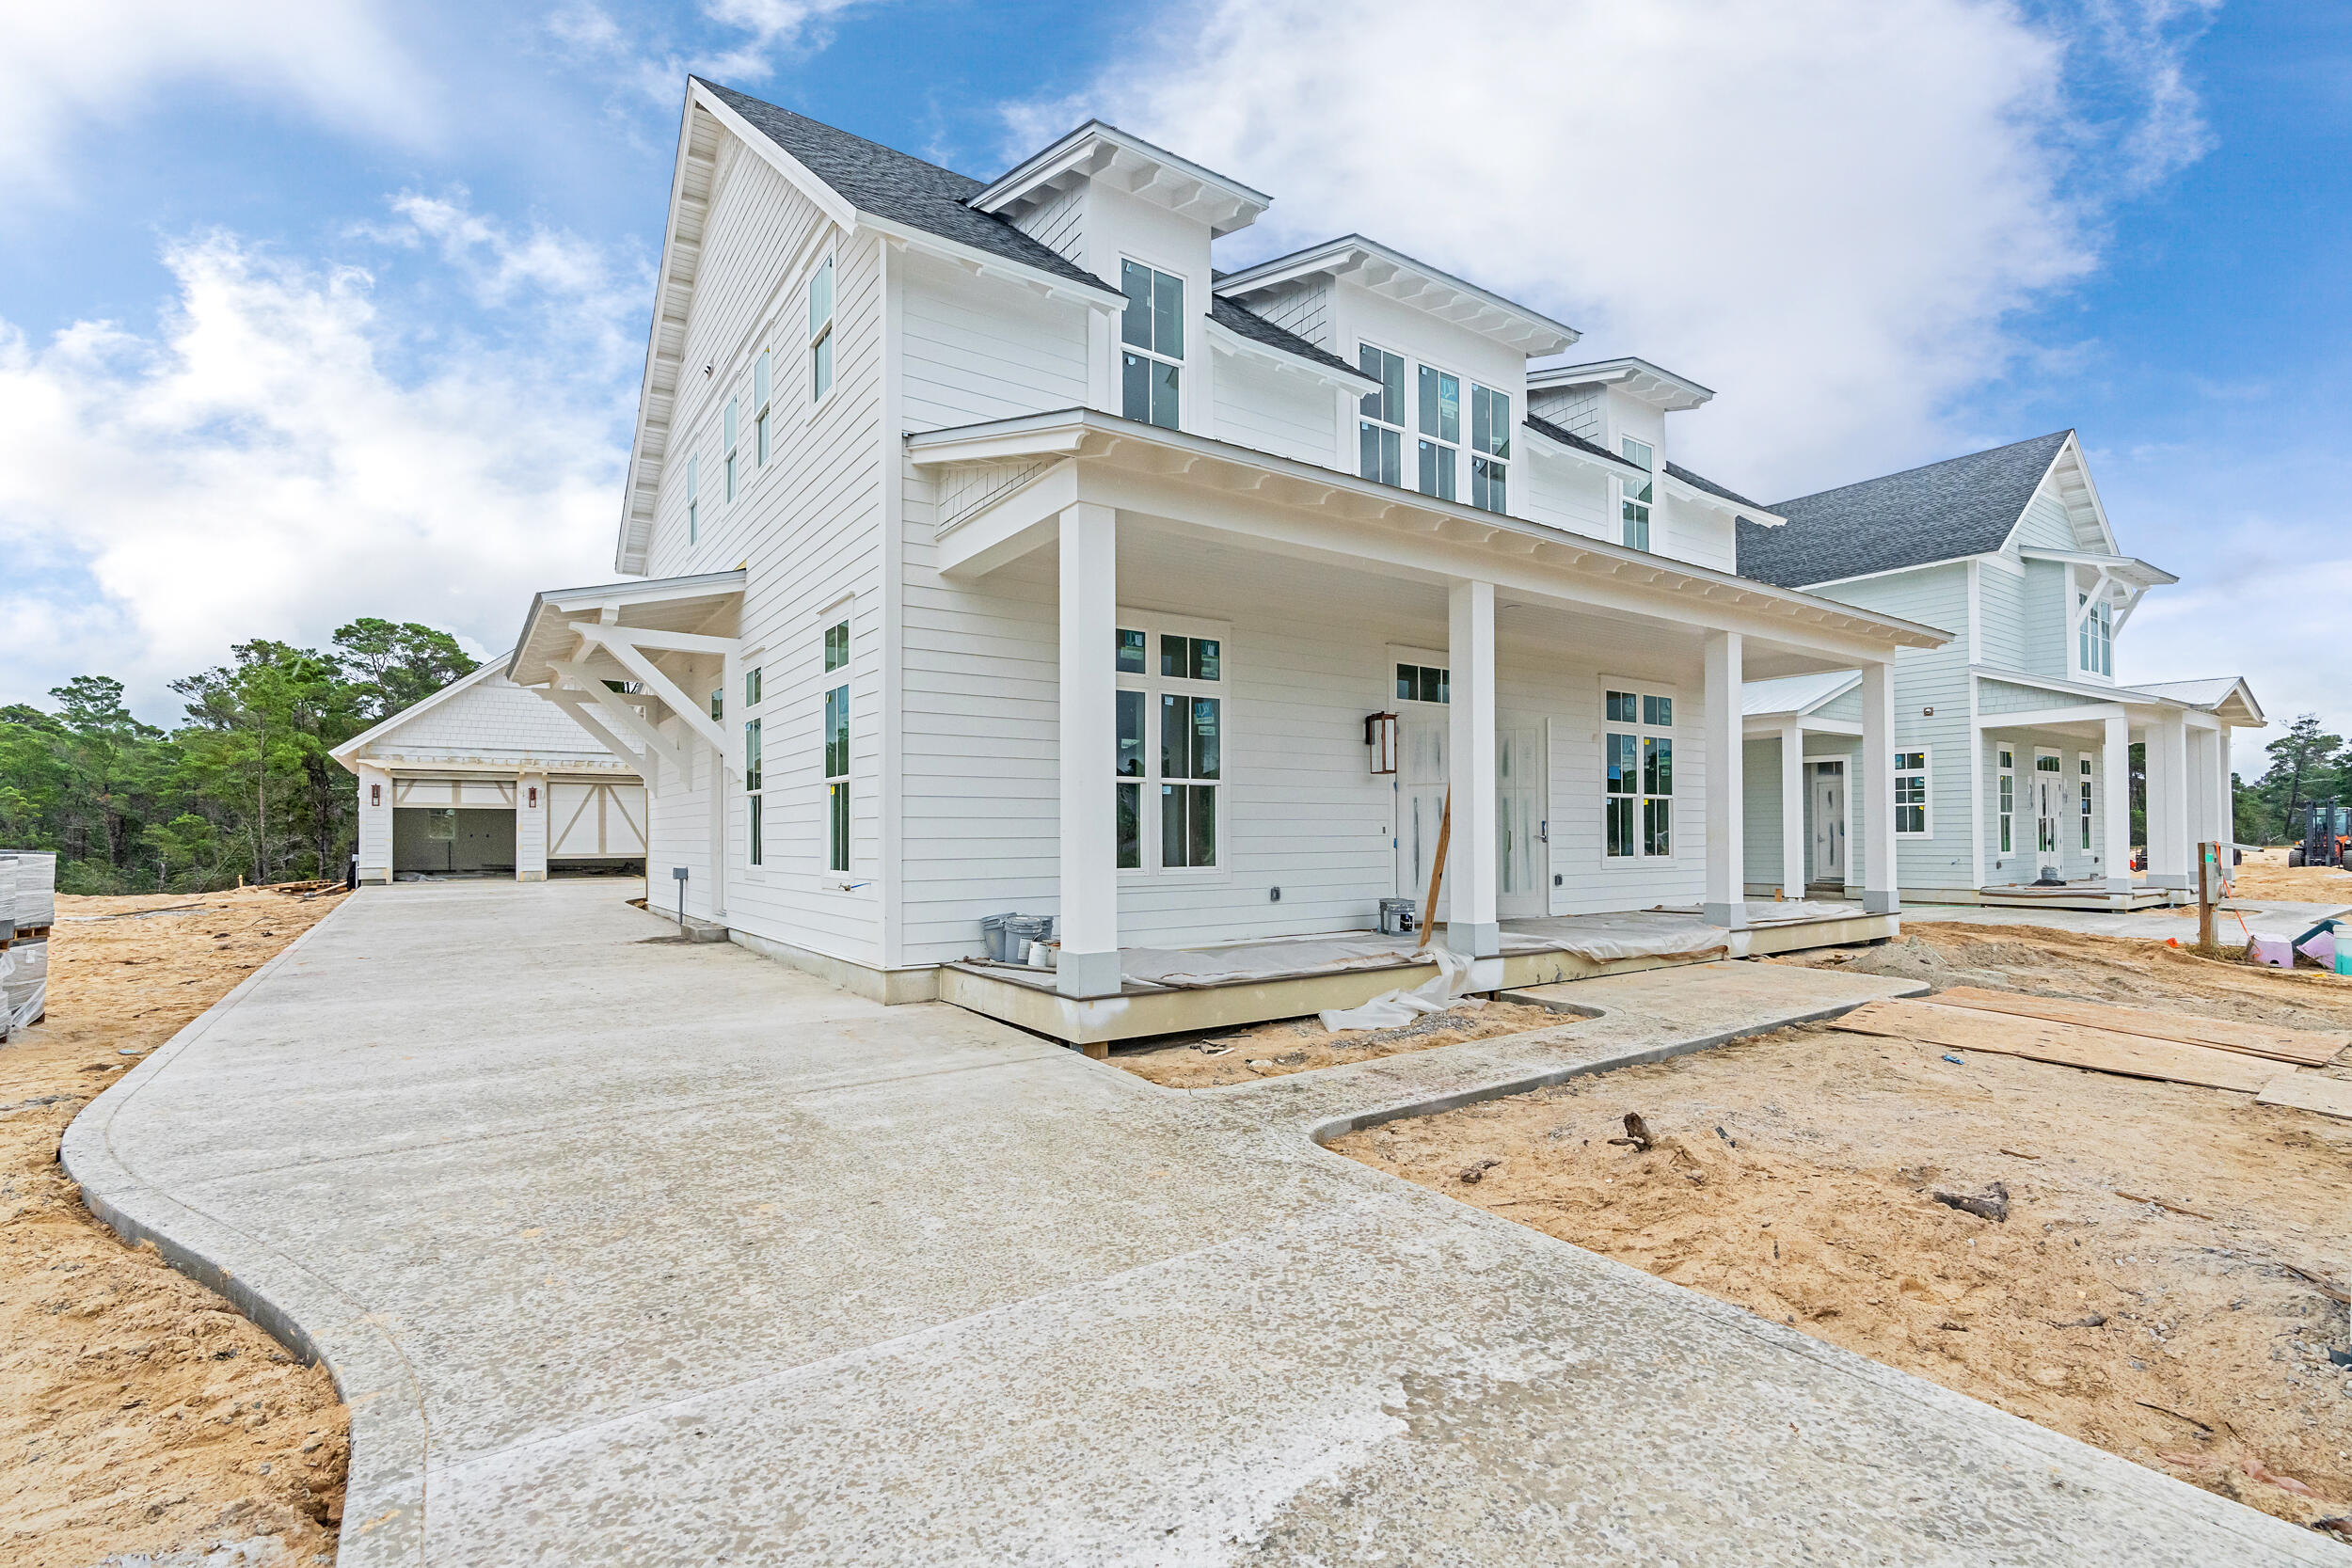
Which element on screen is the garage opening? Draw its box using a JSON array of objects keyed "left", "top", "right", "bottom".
[{"left": 393, "top": 807, "right": 516, "bottom": 875}]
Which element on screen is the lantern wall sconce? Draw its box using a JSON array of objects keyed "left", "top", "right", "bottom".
[
  {"left": 369, "top": 783, "right": 381, "bottom": 806},
  {"left": 1365, "top": 711, "right": 1398, "bottom": 775},
  {"left": 528, "top": 785, "right": 539, "bottom": 808}
]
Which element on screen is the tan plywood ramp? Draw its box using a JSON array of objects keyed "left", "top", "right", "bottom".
[
  {"left": 1928, "top": 986, "right": 2345, "bottom": 1067},
  {"left": 1831, "top": 999, "right": 2280, "bottom": 1093},
  {"left": 2255, "top": 1072, "right": 2352, "bottom": 1120}
]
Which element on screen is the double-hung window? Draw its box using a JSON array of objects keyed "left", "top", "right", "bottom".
[
  {"left": 1603, "top": 688, "right": 1673, "bottom": 858},
  {"left": 686, "top": 453, "right": 700, "bottom": 545},
  {"left": 1416, "top": 365, "right": 1459, "bottom": 500},
  {"left": 1114, "top": 621, "right": 1222, "bottom": 871},
  {"left": 1896, "top": 751, "right": 1931, "bottom": 836},
  {"left": 1357, "top": 344, "right": 1405, "bottom": 486},
  {"left": 1619, "top": 437, "right": 1655, "bottom": 549},
  {"left": 1120, "top": 261, "right": 1183, "bottom": 429},
  {"left": 823, "top": 620, "right": 849, "bottom": 872},
  {"left": 2079, "top": 756, "right": 2094, "bottom": 849},
  {"left": 808, "top": 256, "right": 834, "bottom": 404},
  {"left": 1996, "top": 745, "right": 2014, "bottom": 854},
  {"left": 753, "top": 349, "right": 771, "bottom": 466},
  {"left": 744, "top": 666, "right": 764, "bottom": 868},
  {"left": 1470, "top": 385, "right": 1510, "bottom": 513},
  {"left": 723, "top": 398, "right": 739, "bottom": 503},
  {"left": 2078, "top": 593, "right": 2112, "bottom": 676}
]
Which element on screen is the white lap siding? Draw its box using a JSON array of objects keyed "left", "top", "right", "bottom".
[{"left": 1210, "top": 353, "right": 1336, "bottom": 468}]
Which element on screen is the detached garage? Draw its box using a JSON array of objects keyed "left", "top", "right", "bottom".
[{"left": 334, "top": 658, "right": 646, "bottom": 883}]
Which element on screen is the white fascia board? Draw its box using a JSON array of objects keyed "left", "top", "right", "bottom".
[
  {"left": 1794, "top": 554, "right": 1995, "bottom": 593},
  {"left": 1520, "top": 420, "right": 1647, "bottom": 479},
  {"left": 329, "top": 657, "right": 513, "bottom": 771},
  {"left": 508, "top": 569, "right": 748, "bottom": 683},
  {"left": 1745, "top": 716, "right": 1863, "bottom": 736},
  {"left": 2015, "top": 547, "right": 2179, "bottom": 587},
  {"left": 904, "top": 409, "right": 1095, "bottom": 467},
  {"left": 1528, "top": 356, "right": 1714, "bottom": 411},
  {"left": 866, "top": 218, "right": 1124, "bottom": 311},
  {"left": 1661, "top": 471, "right": 1784, "bottom": 528},
  {"left": 1970, "top": 664, "right": 2194, "bottom": 711},
  {"left": 1205, "top": 317, "right": 1381, "bottom": 392},
  {"left": 911, "top": 407, "right": 1950, "bottom": 653},
  {"left": 970, "top": 120, "right": 1271, "bottom": 236},
  {"left": 1216, "top": 234, "right": 1579, "bottom": 356},
  {"left": 2057, "top": 432, "right": 2119, "bottom": 555},
  {"left": 1971, "top": 703, "right": 2131, "bottom": 731},
  {"left": 690, "top": 80, "right": 856, "bottom": 230},
  {"left": 615, "top": 91, "right": 717, "bottom": 576}
]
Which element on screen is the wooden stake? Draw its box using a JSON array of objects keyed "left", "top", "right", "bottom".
[
  {"left": 1414, "top": 787, "right": 1453, "bottom": 955},
  {"left": 2196, "top": 839, "right": 2217, "bottom": 954}
]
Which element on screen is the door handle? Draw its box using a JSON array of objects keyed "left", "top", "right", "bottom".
[{"left": 1539, "top": 818, "right": 1549, "bottom": 844}]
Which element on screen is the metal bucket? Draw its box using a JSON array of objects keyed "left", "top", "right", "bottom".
[{"left": 1377, "top": 896, "right": 1418, "bottom": 936}]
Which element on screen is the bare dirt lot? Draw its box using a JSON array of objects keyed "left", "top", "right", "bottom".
[
  {"left": 2233, "top": 845, "right": 2352, "bottom": 906},
  {"left": 1115, "top": 998, "right": 1575, "bottom": 1087},
  {"left": 3, "top": 887, "right": 350, "bottom": 1568},
  {"left": 1334, "top": 922, "right": 2352, "bottom": 1534}
]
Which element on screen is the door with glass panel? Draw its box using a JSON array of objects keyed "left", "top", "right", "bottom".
[
  {"left": 1496, "top": 720, "right": 1547, "bottom": 918},
  {"left": 1395, "top": 711, "right": 1449, "bottom": 919},
  {"left": 1811, "top": 761, "right": 1845, "bottom": 884},
  {"left": 2034, "top": 750, "right": 2063, "bottom": 863}
]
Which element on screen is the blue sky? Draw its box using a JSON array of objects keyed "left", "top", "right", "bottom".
[{"left": 1, "top": 0, "right": 2344, "bottom": 775}]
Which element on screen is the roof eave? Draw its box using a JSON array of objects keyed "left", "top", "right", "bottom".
[
  {"left": 1217, "top": 235, "right": 1579, "bottom": 356},
  {"left": 968, "top": 120, "right": 1271, "bottom": 238}
]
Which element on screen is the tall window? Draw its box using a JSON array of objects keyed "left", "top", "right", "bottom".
[
  {"left": 1603, "top": 688, "right": 1673, "bottom": 859},
  {"left": 686, "top": 453, "right": 700, "bottom": 545},
  {"left": 1416, "top": 365, "right": 1459, "bottom": 501},
  {"left": 723, "top": 397, "right": 739, "bottom": 503},
  {"left": 1619, "top": 436, "right": 1655, "bottom": 550},
  {"left": 1115, "top": 622, "right": 1222, "bottom": 871},
  {"left": 2034, "top": 751, "right": 2061, "bottom": 852},
  {"left": 2079, "top": 756, "right": 2094, "bottom": 850},
  {"left": 744, "top": 715, "right": 764, "bottom": 867},
  {"left": 1120, "top": 261, "right": 1183, "bottom": 429},
  {"left": 1470, "top": 385, "right": 1510, "bottom": 514},
  {"left": 808, "top": 256, "right": 834, "bottom": 403},
  {"left": 823, "top": 621, "right": 849, "bottom": 871},
  {"left": 1358, "top": 344, "right": 1404, "bottom": 486},
  {"left": 1896, "top": 751, "right": 1930, "bottom": 836},
  {"left": 754, "top": 349, "right": 771, "bottom": 466},
  {"left": 1996, "top": 745, "right": 2014, "bottom": 854},
  {"left": 2078, "top": 593, "right": 2112, "bottom": 676}
]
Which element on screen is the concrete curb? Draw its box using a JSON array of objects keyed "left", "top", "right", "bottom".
[{"left": 59, "top": 889, "right": 430, "bottom": 1568}]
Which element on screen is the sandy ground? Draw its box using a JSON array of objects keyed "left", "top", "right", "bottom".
[
  {"left": 1335, "top": 923, "right": 2352, "bottom": 1534},
  {"left": 3, "top": 887, "right": 351, "bottom": 1568},
  {"left": 2232, "top": 845, "right": 2352, "bottom": 906},
  {"left": 1114, "top": 998, "right": 1575, "bottom": 1088}
]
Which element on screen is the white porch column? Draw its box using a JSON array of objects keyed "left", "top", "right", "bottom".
[
  {"left": 355, "top": 764, "right": 392, "bottom": 884},
  {"left": 1779, "top": 719, "right": 1805, "bottom": 900},
  {"left": 2214, "top": 726, "right": 2234, "bottom": 847},
  {"left": 516, "top": 770, "right": 548, "bottom": 882},
  {"left": 2148, "top": 711, "right": 2191, "bottom": 890},
  {"left": 1860, "top": 661, "right": 1899, "bottom": 913},
  {"left": 2102, "top": 713, "right": 2133, "bottom": 893},
  {"left": 1702, "top": 632, "right": 1745, "bottom": 927},
  {"left": 1057, "top": 502, "right": 1121, "bottom": 998},
  {"left": 1446, "top": 578, "right": 1500, "bottom": 958}
]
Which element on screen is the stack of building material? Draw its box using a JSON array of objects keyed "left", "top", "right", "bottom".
[
  {"left": 1, "top": 849, "right": 54, "bottom": 1037},
  {"left": 1829, "top": 988, "right": 2349, "bottom": 1113}
]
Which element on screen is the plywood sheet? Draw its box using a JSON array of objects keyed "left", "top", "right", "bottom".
[
  {"left": 2255, "top": 1071, "right": 2352, "bottom": 1120},
  {"left": 1831, "top": 999, "right": 2280, "bottom": 1094},
  {"left": 1929, "top": 986, "right": 2345, "bottom": 1067}
]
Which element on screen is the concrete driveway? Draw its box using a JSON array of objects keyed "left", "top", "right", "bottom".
[{"left": 66, "top": 881, "right": 2332, "bottom": 1565}]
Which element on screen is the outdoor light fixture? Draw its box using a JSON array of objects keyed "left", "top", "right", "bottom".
[
  {"left": 528, "top": 785, "right": 539, "bottom": 808},
  {"left": 370, "top": 784, "right": 381, "bottom": 806},
  {"left": 1365, "top": 711, "right": 1399, "bottom": 774}
]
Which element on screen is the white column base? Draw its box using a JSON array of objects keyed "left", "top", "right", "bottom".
[
  {"left": 1056, "top": 948, "right": 1122, "bottom": 999},
  {"left": 1447, "top": 922, "right": 1501, "bottom": 959}
]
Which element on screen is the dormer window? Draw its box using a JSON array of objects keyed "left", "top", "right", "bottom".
[
  {"left": 1416, "top": 366, "right": 1459, "bottom": 501},
  {"left": 1470, "top": 385, "right": 1510, "bottom": 514},
  {"left": 1619, "top": 437, "right": 1654, "bottom": 549},
  {"left": 1357, "top": 344, "right": 1404, "bottom": 485},
  {"left": 1120, "top": 261, "right": 1183, "bottom": 429},
  {"left": 2077, "top": 593, "right": 2112, "bottom": 676}
]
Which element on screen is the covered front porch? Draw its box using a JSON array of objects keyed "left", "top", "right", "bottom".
[{"left": 907, "top": 409, "right": 1944, "bottom": 1044}]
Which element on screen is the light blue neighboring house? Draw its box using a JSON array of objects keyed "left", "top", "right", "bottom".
[{"left": 1733, "top": 431, "right": 2264, "bottom": 910}]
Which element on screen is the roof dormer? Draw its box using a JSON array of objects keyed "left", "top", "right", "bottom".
[
  {"left": 968, "top": 121, "right": 1271, "bottom": 241},
  {"left": 1527, "top": 357, "right": 1713, "bottom": 412},
  {"left": 1218, "top": 237, "right": 1579, "bottom": 358}
]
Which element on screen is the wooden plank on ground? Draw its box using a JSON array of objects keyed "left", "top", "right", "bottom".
[
  {"left": 1831, "top": 999, "right": 2281, "bottom": 1093},
  {"left": 2255, "top": 1072, "right": 2352, "bottom": 1120},
  {"left": 1927, "top": 986, "right": 2345, "bottom": 1066}
]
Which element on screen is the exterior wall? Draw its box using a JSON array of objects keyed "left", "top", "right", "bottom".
[
  {"left": 1211, "top": 351, "right": 1338, "bottom": 467},
  {"left": 1977, "top": 556, "right": 2027, "bottom": 670},
  {"left": 355, "top": 765, "right": 392, "bottom": 882},
  {"left": 1327, "top": 279, "right": 1530, "bottom": 519},
  {"left": 1979, "top": 677, "right": 2105, "bottom": 716},
  {"left": 2021, "top": 558, "right": 2072, "bottom": 680},
  {"left": 1528, "top": 384, "right": 1603, "bottom": 443},
  {"left": 516, "top": 772, "right": 548, "bottom": 880},
  {"left": 1248, "top": 277, "right": 1333, "bottom": 348},
  {"left": 1741, "top": 736, "right": 1784, "bottom": 890},
  {"left": 1521, "top": 440, "right": 1613, "bottom": 541},
  {"left": 1802, "top": 736, "right": 1866, "bottom": 891},
  {"left": 1979, "top": 727, "right": 2115, "bottom": 884},
  {"left": 1812, "top": 563, "right": 1975, "bottom": 891}
]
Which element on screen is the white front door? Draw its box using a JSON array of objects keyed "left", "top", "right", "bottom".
[
  {"left": 1811, "top": 762, "right": 1845, "bottom": 883},
  {"left": 1497, "top": 720, "right": 1547, "bottom": 918},
  {"left": 1396, "top": 709, "right": 1449, "bottom": 917},
  {"left": 2035, "top": 752, "right": 2062, "bottom": 860}
]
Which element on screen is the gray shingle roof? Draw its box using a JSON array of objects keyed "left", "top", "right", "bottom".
[
  {"left": 1208, "top": 293, "right": 1366, "bottom": 380},
  {"left": 1666, "top": 461, "right": 1762, "bottom": 511},
  {"left": 1522, "top": 412, "right": 1623, "bottom": 466},
  {"left": 1737, "top": 430, "right": 2073, "bottom": 588},
  {"left": 696, "top": 79, "right": 1108, "bottom": 295}
]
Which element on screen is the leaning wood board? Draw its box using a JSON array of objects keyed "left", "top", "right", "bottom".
[
  {"left": 2255, "top": 1071, "right": 2352, "bottom": 1120},
  {"left": 1831, "top": 999, "right": 2281, "bottom": 1093},
  {"left": 1928, "top": 986, "right": 2345, "bottom": 1066}
]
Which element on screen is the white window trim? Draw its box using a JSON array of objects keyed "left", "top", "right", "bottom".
[
  {"left": 1355, "top": 338, "right": 1406, "bottom": 488},
  {"left": 1116, "top": 609, "right": 1232, "bottom": 881},
  {"left": 1597, "top": 674, "right": 1682, "bottom": 866},
  {"left": 1413, "top": 362, "right": 1461, "bottom": 503},
  {"left": 1117, "top": 253, "right": 1189, "bottom": 432},
  {"left": 1468, "top": 381, "right": 1511, "bottom": 516},
  {"left": 753, "top": 347, "right": 772, "bottom": 467},
  {"left": 2078, "top": 752, "right": 2095, "bottom": 852},
  {"left": 820, "top": 610, "right": 851, "bottom": 876},
  {"left": 1387, "top": 643, "right": 1450, "bottom": 706},
  {"left": 1618, "top": 435, "right": 1656, "bottom": 551},
  {"left": 1995, "top": 743, "right": 2014, "bottom": 859},
  {"left": 1893, "top": 745, "right": 1933, "bottom": 838},
  {"left": 806, "top": 250, "right": 837, "bottom": 411},
  {"left": 723, "top": 395, "right": 739, "bottom": 505}
]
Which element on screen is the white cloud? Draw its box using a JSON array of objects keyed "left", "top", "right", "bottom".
[
  {"left": 0, "top": 0, "right": 437, "bottom": 191},
  {"left": 0, "top": 210, "right": 636, "bottom": 717},
  {"left": 547, "top": 0, "right": 873, "bottom": 105},
  {"left": 1009, "top": 0, "right": 2216, "bottom": 501}
]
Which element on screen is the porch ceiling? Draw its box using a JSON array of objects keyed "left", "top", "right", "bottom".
[{"left": 908, "top": 410, "right": 1950, "bottom": 670}]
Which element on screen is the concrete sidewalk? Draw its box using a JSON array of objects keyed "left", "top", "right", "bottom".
[{"left": 66, "top": 880, "right": 2333, "bottom": 1565}]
